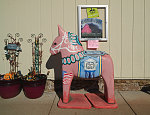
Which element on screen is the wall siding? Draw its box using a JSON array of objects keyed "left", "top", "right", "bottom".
[
  {"left": 0, "top": 0, "right": 150, "bottom": 79},
  {"left": 132, "top": 0, "right": 145, "bottom": 79},
  {"left": 121, "top": 0, "right": 133, "bottom": 78},
  {"left": 98, "top": 0, "right": 110, "bottom": 53},
  {"left": 109, "top": 0, "right": 122, "bottom": 79},
  {"left": 145, "top": 0, "right": 150, "bottom": 79},
  {"left": 64, "top": 0, "right": 75, "bottom": 33}
]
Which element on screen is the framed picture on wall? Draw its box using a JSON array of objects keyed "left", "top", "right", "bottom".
[{"left": 78, "top": 5, "right": 108, "bottom": 41}]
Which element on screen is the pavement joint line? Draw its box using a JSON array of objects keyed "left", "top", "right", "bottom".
[
  {"left": 119, "top": 91, "right": 137, "bottom": 115},
  {"left": 48, "top": 94, "right": 56, "bottom": 115}
]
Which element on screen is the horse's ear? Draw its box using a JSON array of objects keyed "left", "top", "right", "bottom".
[{"left": 58, "top": 25, "right": 65, "bottom": 36}]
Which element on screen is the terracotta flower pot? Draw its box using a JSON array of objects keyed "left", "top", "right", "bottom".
[
  {"left": 0, "top": 78, "right": 22, "bottom": 99},
  {"left": 22, "top": 74, "right": 47, "bottom": 99}
]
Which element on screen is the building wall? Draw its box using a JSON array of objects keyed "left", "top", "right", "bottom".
[{"left": 0, "top": 0, "right": 150, "bottom": 79}]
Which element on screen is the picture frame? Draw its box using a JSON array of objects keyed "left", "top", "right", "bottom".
[{"left": 77, "top": 5, "right": 108, "bottom": 41}]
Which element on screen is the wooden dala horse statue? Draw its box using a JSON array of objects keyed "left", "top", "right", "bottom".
[{"left": 50, "top": 25, "right": 117, "bottom": 109}]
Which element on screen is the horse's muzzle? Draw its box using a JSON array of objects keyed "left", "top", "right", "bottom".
[{"left": 50, "top": 48, "right": 58, "bottom": 55}]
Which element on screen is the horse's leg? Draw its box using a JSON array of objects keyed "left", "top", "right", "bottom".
[
  {"left": 62, "top": 72, "right": 73, "bottom": 103},
  {"left": 101, "top": 55, "right": 115, "bottom": 104}
]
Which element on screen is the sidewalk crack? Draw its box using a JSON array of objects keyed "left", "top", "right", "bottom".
[
  {"left": 48, "top": 94, "right": 56, "bottom": 115},
  {"left": 119, "top": 91, "right": 137, "bottom": 115}
]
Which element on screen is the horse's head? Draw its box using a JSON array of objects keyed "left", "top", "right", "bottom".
[
  {"left": 50, "top": 25, "right": 83, "bottom": 56},
  {"left": 50, "top": 25, "right": 66, "bottom": 55}
]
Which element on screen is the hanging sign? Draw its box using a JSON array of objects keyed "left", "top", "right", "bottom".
[{"left": 87, "top": 40, "right": 99, "bottom": 49}]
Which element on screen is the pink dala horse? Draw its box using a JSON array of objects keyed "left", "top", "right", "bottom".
[{"left": 50, "top": 25, "right": 115, "bottom": 104}]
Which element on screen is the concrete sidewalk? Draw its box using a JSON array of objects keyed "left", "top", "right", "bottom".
[{"left": 0, "top": 91, "right": 150, "bottom": 115}]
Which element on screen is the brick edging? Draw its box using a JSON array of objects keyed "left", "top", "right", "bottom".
[{"left": 44, "top": 79, "right": 150, "bottom": 92}]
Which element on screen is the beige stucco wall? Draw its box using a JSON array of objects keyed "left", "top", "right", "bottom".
[{"left": 0, "top": 0, "right": 150, "bottom": 79}]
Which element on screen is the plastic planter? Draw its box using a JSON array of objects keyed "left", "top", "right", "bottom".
[
  {"left": 0, "top": 78, "right": 22, "bottom": 99},
  {"left": 22, "top": 74, "right": 47, "bottom": 99}
]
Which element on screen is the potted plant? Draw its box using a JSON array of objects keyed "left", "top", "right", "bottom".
[
  {"left": 0, "top": 33, "right": 23, "bottom": 99},
  {"left": 21, "top": 33, "right": 47, "bottom": 99}
]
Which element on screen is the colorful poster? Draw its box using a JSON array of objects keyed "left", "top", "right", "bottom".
[
  {"left": 81, "top": 18, "right": 102, "bottom": 38},
  {"left": 87, "top": 8, "right": 99, "bottom": 18}
]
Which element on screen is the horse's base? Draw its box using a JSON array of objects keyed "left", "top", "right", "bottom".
[
  {"left": 58, "top": 94, "right": 91, "bottom": 109},
  {"left": 58, "top": 93, "right": 118, "bottom": 109},
  {"left": 85, "top": 93, "right": 118, "bottom": 109}
]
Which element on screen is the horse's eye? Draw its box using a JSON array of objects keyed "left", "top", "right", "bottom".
[{"left": 54, "top": 43, "right": 57, "bottom": 45}]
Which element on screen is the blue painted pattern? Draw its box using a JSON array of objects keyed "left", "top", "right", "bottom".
[{"left": 78, "top": 55, "right": 102, "bottom": 78}]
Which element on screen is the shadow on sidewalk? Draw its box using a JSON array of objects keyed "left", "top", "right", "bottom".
[{"left": 141, "top": 84, "right": 150, "bottom": 95}]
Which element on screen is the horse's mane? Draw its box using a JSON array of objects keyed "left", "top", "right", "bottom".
[{"left": 68, "top": 32, "right": 82, "bottom": 46}]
